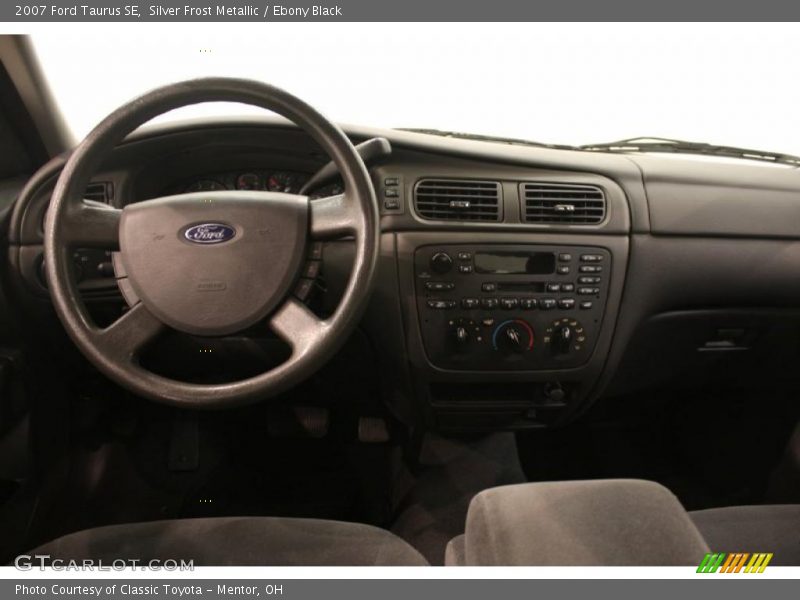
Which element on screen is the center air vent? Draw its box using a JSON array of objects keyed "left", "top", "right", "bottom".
[
  {"left": 521, "top": 183, "right": 606, "bottom": 224},
  {"left": 84, "top": 181, "right": 114, "bottom": 204},
  {"left": 415, "top": 179, "right": 501, "bottom": 222}
]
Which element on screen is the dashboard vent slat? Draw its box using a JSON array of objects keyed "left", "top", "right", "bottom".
[
  {"left": 521, "top": 183, "right": 606, "bottom": 225},
  {"left": 84, "top": 181, "right": 114, "bottom": 204},
  {"left": 414, "top": 179, "right": 501, "bottom": 221}
]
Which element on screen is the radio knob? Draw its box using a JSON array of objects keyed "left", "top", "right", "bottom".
[
  {"left": 454, "top": 326, "right": 469, "bottom": 345},
  {"left": 430, "top": 252, "right": 454, "bottom": 274}
]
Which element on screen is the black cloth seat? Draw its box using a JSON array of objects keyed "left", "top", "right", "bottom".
[
  {"left": 690, "top": 505, "right": 800, "bottom": 566},
  {"left": 29, "top": 517, "right": 429, "bottom": 566}
]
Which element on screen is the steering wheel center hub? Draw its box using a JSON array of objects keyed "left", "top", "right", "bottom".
[{"left": 118, "top": 191, "right": 308, "bottom": 336}]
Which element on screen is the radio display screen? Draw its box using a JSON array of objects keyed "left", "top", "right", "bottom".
[{"left": 474, "top": 251, "right": 556, "bottom": 275}]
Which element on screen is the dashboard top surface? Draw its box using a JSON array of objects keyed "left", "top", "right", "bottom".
[{"left": 8, "top": 116, "right": 800, "bottom": 248}]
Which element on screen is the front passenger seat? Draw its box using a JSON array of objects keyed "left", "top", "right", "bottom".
[
  {"left": 446, "top": 480, "right": 800, "bottom": 566},
  {"left": 27, "top": 517, "right": 429, "bottom": 566},
  {"left": 446, "top": 479, "right": 709, "bottom": 566}
]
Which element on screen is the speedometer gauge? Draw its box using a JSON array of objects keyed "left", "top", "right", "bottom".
[
  {"left": 236, "top": 173, "right": 262, "bottom": 190},
  {"left": 267, "top": 172, "right": 298, "bottom": 193}
]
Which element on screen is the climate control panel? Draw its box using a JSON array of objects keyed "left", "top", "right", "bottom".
[{"left": 414, "top": 244, "right": 610, "bottom": 371}]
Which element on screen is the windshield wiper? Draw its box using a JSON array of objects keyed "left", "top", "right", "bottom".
[
  {"left": 398, "top": 128, "right": 577, "bottom": 150},
  {"left": 579, "top": 137, "right": 800, "bottom": 167}
]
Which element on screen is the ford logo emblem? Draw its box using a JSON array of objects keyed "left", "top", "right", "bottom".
[{"left": 183, "top": 223, "right": 236, "bottom": 245}]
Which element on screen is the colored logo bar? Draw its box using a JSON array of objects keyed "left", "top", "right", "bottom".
[{"left": 697, "top": 552, "right": 773, "bottom": 573}]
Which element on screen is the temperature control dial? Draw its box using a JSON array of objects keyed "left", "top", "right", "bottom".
[{"left": 492, "top": 319, "right": 535, "bottom": 354}]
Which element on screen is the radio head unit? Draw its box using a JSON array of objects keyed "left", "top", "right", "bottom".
[{"left": 414, "top": 244, "right": 611, "bottom": 372}]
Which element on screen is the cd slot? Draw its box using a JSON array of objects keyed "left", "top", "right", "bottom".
[{"left": 494, "top": 282, "right": 546, "bottom": 294}]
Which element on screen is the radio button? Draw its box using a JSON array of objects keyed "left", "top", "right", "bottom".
[
  {"left": 481, "top": 298, "right": 499, "bottom": 309},
  {"left": 521, "top": 298, "right": 538, "bottom": 310},
  {"left": 578, "top": 276, "right": 601, "bottom": 284},
  {"left": 546, "top": 283, "right": 561, "bottom": 293},
  {"left": 458, "top": 265, "right": 473, "bottom": 274},
  {"left": 457, "top": 251, "right": 472, "bottom": 260},
  {"left": 580, "top": 301, "right": 593, "bottom": 310},
  {"left": 540, "top": 298, "right": 557, "bottom": 310},
  {"left": 462, "top": 298, "right": 480, "bottom": 309},
  {"left": 481, "top": 282, "right": 497, "bottom": 292},
  {"left": 580, "top": 254, "right": 604, "bottom": 262},
  {"left": 579, "top": 265, "right": 603, "bottom": 273},
  {"left": 427, "top": 299, "right": 456, "bottom": 309},
  {"left": 425, "top": 281, "right": 455, "bottom": 291},
  {"left": 558, "top": 298, "right": 576, "bottom": 310},
  {"left": 557, "top": 265, "right": 571, "bottom": 275},
  {"left": 561, "top": 283, "right": 575, "bottom": 292},
  {"left": 558, "top": 253, "right": 573, "bottom": 262},
  {"left": 500, "top": 298, "right": 519, "bottom": 310},
  {"left": 578, "top": 287, "right": 600, "bottom": 295}
]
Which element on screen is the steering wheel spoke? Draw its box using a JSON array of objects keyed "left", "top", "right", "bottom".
[
  {"left": 96, "top": 302, "right": 165, "bottom": 360},
  {"left": 310, "top": 193, "right": 360, "bottom": 239},
  {"left": 62, "top": 201, "right": 122, "bottom": 249},
  {"left": 269, "top": 297, "right": 329, "bottom": 357}
]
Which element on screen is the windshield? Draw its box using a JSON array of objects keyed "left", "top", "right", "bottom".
[{"left": 31, "top": 23, "right": 800, "bottom": 158}]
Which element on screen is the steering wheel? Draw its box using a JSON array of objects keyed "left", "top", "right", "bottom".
[{"left": 43, "top": 78, "right": 379, "bottom": 409}]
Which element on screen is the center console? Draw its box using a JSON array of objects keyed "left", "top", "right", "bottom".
[
  {"left": 414, "top": 244, "right": 611, "bottom": 371},
  {"left": 367, "top": 157, "right": 631, "bottom": 432}
]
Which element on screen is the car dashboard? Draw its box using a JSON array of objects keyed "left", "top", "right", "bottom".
[{"left": 6, "top": 118, "right": 800, "bottom": 432}]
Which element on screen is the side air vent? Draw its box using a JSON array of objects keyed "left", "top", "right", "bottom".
[
  {"left": 521, "top": 183, "right": 606, "bottom": 224},
  {"left": 415, "top": 179, "right": 501, "bottom": 221},
  {"left": 84, "top": 181, "right": 114, "bottom": 204}
]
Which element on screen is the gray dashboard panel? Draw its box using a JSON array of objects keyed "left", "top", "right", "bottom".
[
  {"left": 633, "top": 155, "right": 800, "bottom": 238},
  {"left": 371, "top": 150, "right": 631, "bottom": 235},
  {"left": 595, "top": 233, "right": 800, "bottom": 400},
  {"left": 126, "top": 118, "right": 653, "bottom": 232},
  {"left": 11, "top": 117, "right": 800, "bottom": 427}
]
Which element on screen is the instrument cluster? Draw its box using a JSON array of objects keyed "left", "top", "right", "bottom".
[
  {"left": 183, "top": 170, "right": 305, "bottom": 193},
  {"left": 178, "top": 170, "right": 344, "bottom": 199}
]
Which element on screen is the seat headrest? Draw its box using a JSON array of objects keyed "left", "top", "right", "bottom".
[{"left": 450, "top": 479, "right": 710, "bottom": 566}]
